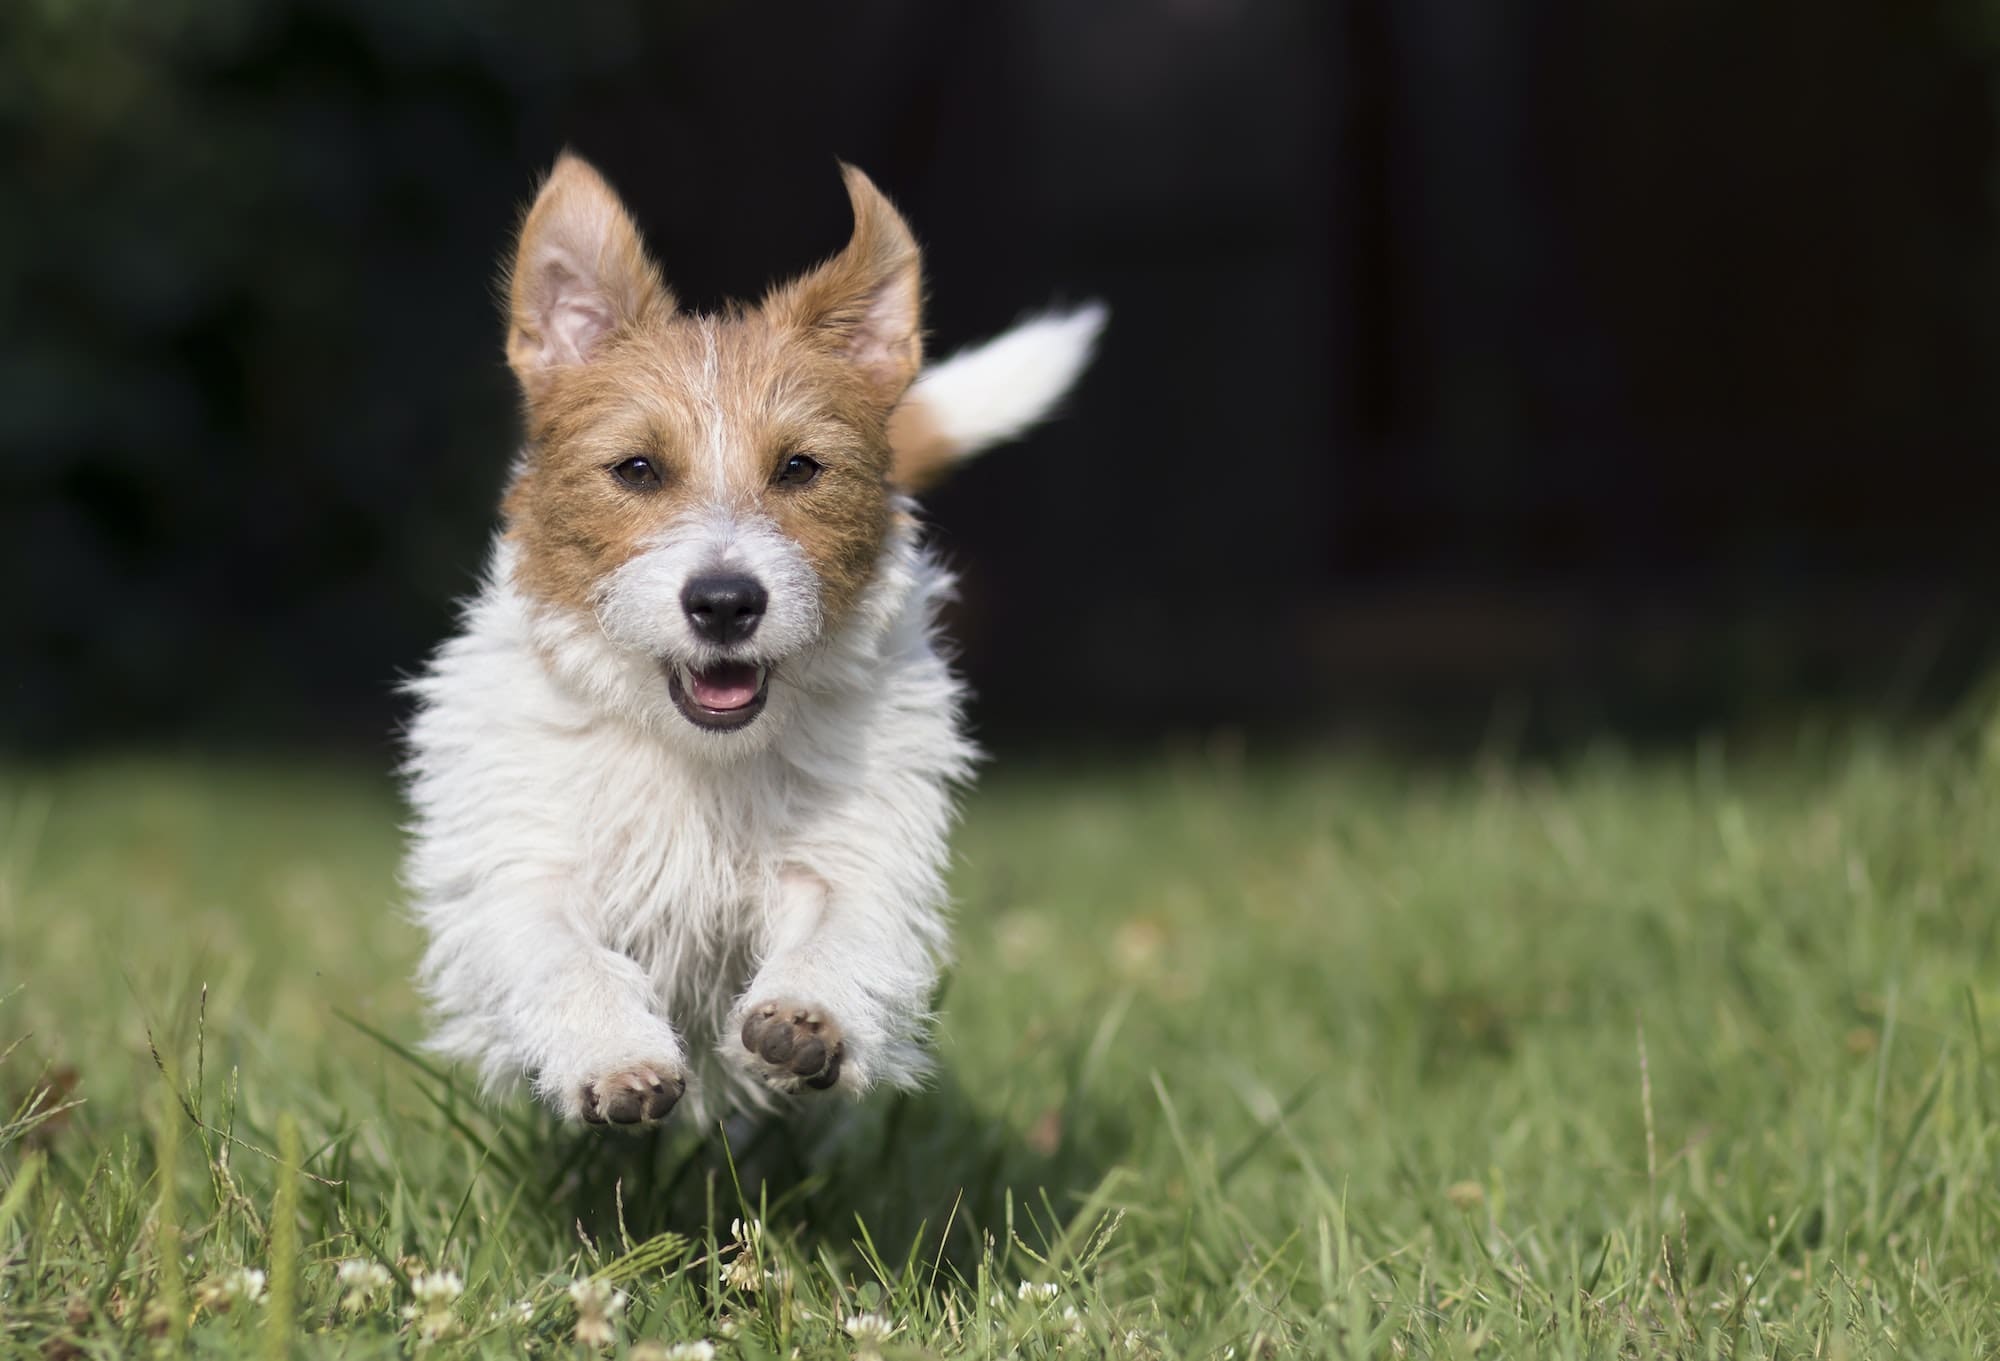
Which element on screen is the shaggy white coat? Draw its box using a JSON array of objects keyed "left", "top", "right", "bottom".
[{"left": 402, "top": 306, "right": 1105, "bottom": 1126}]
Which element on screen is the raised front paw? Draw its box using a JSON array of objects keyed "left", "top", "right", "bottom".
[
  {"left": 740, "top": 1000, "right": 844, "bottom": 1092},
  {"left": 579, "top": 1063, "right": 686, "bottom": 1127}
]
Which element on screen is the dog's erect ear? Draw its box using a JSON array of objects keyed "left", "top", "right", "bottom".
[
  {"left": 505, "top": 153, "right": 673, "bottom": 397},
  {"left": 766, "top": 164, "right": 923, "bottom": 409}
]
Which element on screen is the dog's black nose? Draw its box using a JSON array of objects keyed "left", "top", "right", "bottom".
[{"left": 682, "top": 574, "right": 767, "bottom": 644}]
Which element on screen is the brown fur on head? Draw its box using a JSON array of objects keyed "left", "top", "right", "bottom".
[{"left": 499, "top": 153, "right": 924, "bottom": 626}]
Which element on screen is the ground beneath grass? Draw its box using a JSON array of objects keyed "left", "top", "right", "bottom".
[{"left": 3, "top": 720, "right": 2000, "bottom": 1358}]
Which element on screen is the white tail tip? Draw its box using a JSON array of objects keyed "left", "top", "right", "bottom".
[{"left": 889, "top": 302, "right": 1107, "bottom": 489}]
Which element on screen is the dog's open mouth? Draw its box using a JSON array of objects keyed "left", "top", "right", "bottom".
[{"left": 667, "top": 661, "right": 770, "bottom": 731}]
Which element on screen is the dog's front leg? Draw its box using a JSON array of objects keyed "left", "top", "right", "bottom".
[
  {"left": 727, "top": 867, "right": 942, "bottom": 1097},
  {"left": 421, "top": 885, "right": 688, "bottom": 1127}
]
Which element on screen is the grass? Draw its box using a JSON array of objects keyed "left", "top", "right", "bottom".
[{"left": 5, "top": 713, "right": 2000, "bottom": 1358}]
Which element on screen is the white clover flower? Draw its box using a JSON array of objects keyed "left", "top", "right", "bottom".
[
  {"left": 410, "top": 1270, "right": 464, "bottom": 1304},
  {"left": 844, "top": 1312, "right": 897, "bottom": 1344},
  {"left": 722, "top": 1216, "right": 770, "bottom": 1292},
  {"left": 402, "top": 1270, "right": 464, "bottom": 1343},
  {"left": 196, "top": 1266, "right": 267, "bottom": 1312},
  {"left": 661, "top": 1343, "right": 717, "bottom": 1361},
  {"left": 569, "top": 1277, "right": 628, "bottom": 1348},
  {"left": 1061, "top": 1304, "right": 1085, "bottom": 1333},
  {"left": 715, "top": 1314, "right": 740, "bottom": 1338},
  {"left": 1018, "top": 1279, "right": 1059, "bottom": 1302},
  {"left": 723, "top": 1252, "right": 764, "bottom": 1292},
  {"left": 336, "top": 1258, "right": 393, "bottom": 1313}
]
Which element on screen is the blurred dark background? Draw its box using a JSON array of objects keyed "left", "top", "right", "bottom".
[{"left": 6, "top": 0, "right": 1999, "bottom": 756}]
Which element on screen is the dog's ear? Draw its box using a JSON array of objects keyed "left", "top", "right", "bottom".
[
  {"left": 505, "top": 153, "right": 673, "bottom": 397},
  {"left": 767, "top": 164, "right": 923, "bottom": 409}
]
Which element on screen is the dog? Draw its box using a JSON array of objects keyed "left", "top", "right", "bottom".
[{"left": 402, "top": 153, "right": 1103, "bottom": 1128}]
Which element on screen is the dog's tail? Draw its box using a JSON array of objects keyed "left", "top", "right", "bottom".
[{"left": 889, "top": 302, "right": 1108, "bottom": 491}]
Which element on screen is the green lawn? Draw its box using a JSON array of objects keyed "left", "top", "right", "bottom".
[{"left": 4, "top": 718, "right": 2000, "bottom": 1357}]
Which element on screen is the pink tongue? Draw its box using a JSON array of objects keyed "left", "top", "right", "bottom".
[{"left": 687, "top": 663, "right": 760, "bottom": 710}]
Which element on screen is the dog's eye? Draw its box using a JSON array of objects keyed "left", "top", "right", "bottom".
[
  {"left": 610, "top": 457, "right": 661, "bottom": 490},
  {"left": 773, "top": 453, "right": 821, "bottom": 488}
]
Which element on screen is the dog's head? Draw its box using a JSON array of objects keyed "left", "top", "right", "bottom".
[{"left": 499, "top": 154, "right": 923, "bottom": 749}]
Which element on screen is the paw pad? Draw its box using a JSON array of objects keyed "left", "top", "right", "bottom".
[
  {"left": 740, "top": 1001, "right": 844, "bottom": 1090},
  {"left": 580, "top": 1066, "right": 685, "bottom": 1126}
]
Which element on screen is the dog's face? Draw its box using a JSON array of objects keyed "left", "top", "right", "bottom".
[{"left": 499, "top": 156, "right": 922, "bottom": 748}]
